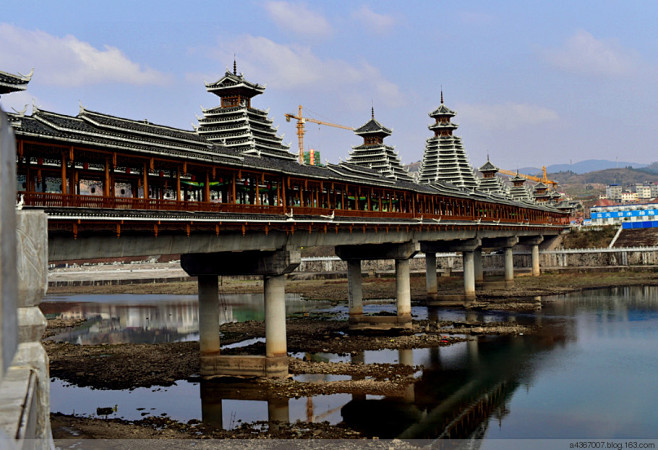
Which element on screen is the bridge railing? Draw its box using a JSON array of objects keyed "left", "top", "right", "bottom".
[{"left": 21, "top": 191, "right": 566, "bottom": 226}]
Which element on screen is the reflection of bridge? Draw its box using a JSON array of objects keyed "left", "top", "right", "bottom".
[{"left": 340, "top": 331, "right": 562, "bottom": 441}]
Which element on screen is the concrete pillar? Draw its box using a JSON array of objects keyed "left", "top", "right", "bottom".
[
  {"left": 347, "top": 259, "right": 363, "bottom": 317},
  {"left": 463, "top": 250, "right": 476, "bottom": 300},
  {"left": 425, "top": 252, "right": 437, "bottom": 295},
  {"left": 474, "top": 248, "right": 484, "bottom": 283},
  {"left": 532, "top": 244, "right": 540, "bottom": 277},
  {"left": 198, "top": 275, "right": 220, "bottom": 355},
  {"left": 504, "top": 246, "right": 514, "bottom": 287},
  {"left": 201, "top": 398, "right": 223, "bottom": 429},
  {"left": 264, "top": 274, "right": 287, "bottom": 358},
  {"left": 398, "top": 348, "right": 415, "bottom": 403},
  {"left": 395, "top": 259, "right": 411, "bottom": 320},
  {"left": 268, "top": 398, "right": 290, "bottom": 424}
]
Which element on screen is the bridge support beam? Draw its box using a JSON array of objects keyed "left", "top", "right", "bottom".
[
  {"left": 396, "top": 258, "right": 412, "bottom": 322},
  {"left": 474, "top": 248, "right": 484, "bottom": 284},
  {"left": 181, "top": 248, "right": 300, "bottom": 379},
  {"left": 422, "top": 238, "right": 480, "bottom": 303},
  {"left": 336, "top": 241, "right": 418, "bottom": 330},
  {"left": 519, "top": 236, "right": 544, "bottom": 277},
  {"left": 481, "top": 236, "right": 519, "bottom": 289},
  {"left": 198, "top": 275, "right": 221, "bottom": 357},
  {"left": 347, "top": 260, "right": 363, "bottom": 319},
  {"left": 264, "top": 274, "right": 286, "bottom": 358},
  {"left": 463, "top": 250, "right": 476, "bottom": 300},
  {"left": 425, "top": 252, "right": 438, "bottom": 297}
]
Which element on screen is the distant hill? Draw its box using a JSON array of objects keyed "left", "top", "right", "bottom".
[
  {"left": 521, "top": 159, "right": 647, "bottom": 175},
  {"left": 549, "top": 168, "right": 658, "bottom": 186}
]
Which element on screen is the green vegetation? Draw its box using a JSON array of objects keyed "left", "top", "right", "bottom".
[{"left": 561, "top": 225, "right": 618, "bottom": 249}]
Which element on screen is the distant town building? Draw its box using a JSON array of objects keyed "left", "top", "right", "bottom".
[
  {"left": 651, "top": 184, "right": 658, "bottom": 198},
  {"left": 621, "top": 192, "right": 638, "bottom": 203},
  {"left": 606, "top": 184, "right": 622, "bottom": 201},
  {"left": 589, "top": 201, "right": 658, "bottom": 227},
  {"left": 417, "top": 92, "right": 479, "bottom": 189},
  {"left": 635, "top": 184, "right": 652, "bottom": 200},
  {"left": 346, "top": 108, "right": 413, "bottom": 182}
]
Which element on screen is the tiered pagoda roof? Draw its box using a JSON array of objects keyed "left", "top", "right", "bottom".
[
  {"left": 0, "top": 69, "right": 33, "bottom": 95},
  {"left": 417, "top": 93, "right": 479, "bottom": 190},
  {"left": 507, "top": 171, "right": 535, "bottom": 203},
  {"left": 196, "top": 65, "right": 295, "bottom": 161},
  {"left": 533, "top": 182, "right": 552, "bottom": 203},
  {"left": 476, "top": 157, "right": 508, "bottom": 196},
  {"left": 346, "top": 109, "right": 413, "bottom": 182}
]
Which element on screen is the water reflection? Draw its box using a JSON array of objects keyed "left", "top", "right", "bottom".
[
  {"left": 48, "top": 286, "right": 658, "bottom": 439},
  {"left": 41, "top": 293, "right": 329, "bottom": 344}
]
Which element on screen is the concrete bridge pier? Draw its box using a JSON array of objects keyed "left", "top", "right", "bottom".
[
  {"left": 336, "top": 241, "right": 418, "bottom": 330},
  {"left": 181, "top": 248, "right": 300, "bottom": 378},
  {"left": 425, "top": 252, "right": 438, "bottom": 298},
  {"left": 481, "top": 237, "right": 519, "bottom": 289},
  {"left": 347, "top": 259, "right": 364, "bottom": 320},
  {"left": 520, "top": 236, "right": 544, "bottom": 277},
  {"left": 474, "top": 248, "right": 484, "bottom": 285},
  {"left": 421, "top": 238, "right": 480, "bottom": 304}
]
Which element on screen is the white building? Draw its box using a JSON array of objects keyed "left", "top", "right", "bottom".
[
  {"left": 589, "top": 201, "right": 658, "bottom": 227},
  {"left": 606, "top": 184, "right": 622, "bottom": 201},
  {"left": 621, "top": 192, "right": 638, "bottom": 203},
  {"left": 635, "top": 184, "right": 652, "bottom": 199}
]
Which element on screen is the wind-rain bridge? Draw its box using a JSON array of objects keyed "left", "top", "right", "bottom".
[{"left": 3, "top": 66, "right": 568, "bottom": 380}]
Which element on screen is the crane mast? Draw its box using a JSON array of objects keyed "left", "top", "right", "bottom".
[{"left": 285, "top": 105, "right": 353, "bottom": 164}]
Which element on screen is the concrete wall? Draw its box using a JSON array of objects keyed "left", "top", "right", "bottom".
[{"left": 0, "top": 112, "right": 52, "bottom": 448}]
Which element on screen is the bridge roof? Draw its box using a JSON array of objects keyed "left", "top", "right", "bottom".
[
  {"left": 10, "top": 106, "right": 561, "bottom": 214},
  {"left": 0, "top": 69, "right": 32, "bottom": 94}
]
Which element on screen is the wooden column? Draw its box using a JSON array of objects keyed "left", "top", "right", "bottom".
[
  {"left": 143, "top": 162, "right": 149, "bottom": 199},
  {"left": 176, "top": 167, "right": 181, "bottom": 202},
  {"left": 61, "top": 151, "right": 67, "bottom": 195},
  {"left": 104, "top": 158, "right": 110, "bottom": 198},
  {"left": 231, "top": 172, "right": 236, "bottom": 204},
  {"left": 205, "top": 172, "right": 210, "bottom": 203}
]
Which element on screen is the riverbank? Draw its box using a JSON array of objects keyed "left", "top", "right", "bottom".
[
  {"left": 44, "top": 270, "right": 658, "bottom": 441},
  {"left": 47, "top": 269, "right": 658, "bottom": 301}
]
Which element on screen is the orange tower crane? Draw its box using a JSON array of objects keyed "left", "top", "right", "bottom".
[
  {"left": 285, "top": 105, "right": 354, "bottom": 164},
  {"left": 498, "top": 166, "right": 558, "bottom": 187}
]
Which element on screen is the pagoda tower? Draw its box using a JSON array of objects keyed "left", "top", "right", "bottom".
[
  {"left": 508, "top": 171, "right": 535, "bottom": 203},
  {"left": 346, "top": 108, "right": 413, "bottom": 182},
  {"left": 477, "top": 156, "right": 508, "bottom": 196},
  {"left": 417, "top": 92, "right": 479, "bottom": 189},
  {"left": 533, "top": 182, "right": 551, "bottom": 203},
  {"left": 196, "top": 62, "right": 295, "bottom": 160}
]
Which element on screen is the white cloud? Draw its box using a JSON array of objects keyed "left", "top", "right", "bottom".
[
  {"left": 542, "top": 30, "right": 639, "bottom": 77},
  {"left": 0, "top": 24, "right": 171, "bottom": 87},
  {"left": 457, "top": 102, "right": 559, "bottom": 131},
  {"left": 265, "top": 1, "right": 332, "bottom": 37},
  {"left": 351, "top": 6, "right": 395, "bottom": 34},
  {"left": 211, "top": 35, "right": 405, "bottom": 107}
]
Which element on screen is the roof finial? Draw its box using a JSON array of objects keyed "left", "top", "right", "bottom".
[
  {"left": 233, "top": 55, "right": 237, "bottom": 75},
  {"left": 441, "top": 86, "right": 444, "bottom": 104},
  {"left": 371, "top": 104, "right": 374, "bottom": 120}
]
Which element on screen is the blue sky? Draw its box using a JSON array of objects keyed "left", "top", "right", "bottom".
[{"left": 1, "top": 1, "right": 656, "bottom": 170}]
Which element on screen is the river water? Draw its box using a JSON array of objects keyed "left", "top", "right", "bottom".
[{"left": 42, "top": 286, "right": 658, "bottom": 440}]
